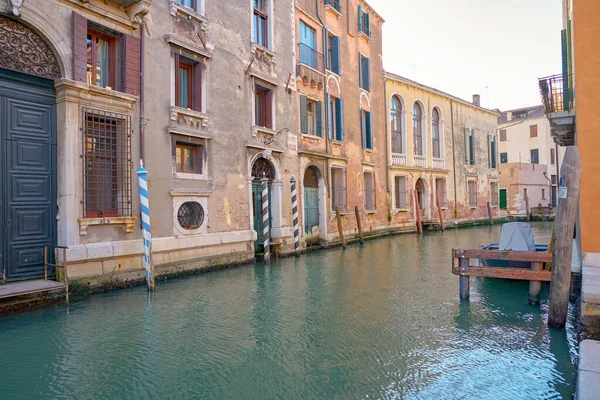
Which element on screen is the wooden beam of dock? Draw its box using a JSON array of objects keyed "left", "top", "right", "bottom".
[
  {"left": 454, "top": 249, "right": 552, "bottom": 263},
  {"left": 452, "top": 265, "right": 552, "bottom": 281}
]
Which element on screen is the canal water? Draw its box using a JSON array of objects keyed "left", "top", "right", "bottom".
[{"left": 0, "top": 223, "right": 578, "bottom": 399}]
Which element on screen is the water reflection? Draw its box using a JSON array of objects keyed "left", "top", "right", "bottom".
[{"left": 0, "top": 222, "right": 576, "bottom": 399}]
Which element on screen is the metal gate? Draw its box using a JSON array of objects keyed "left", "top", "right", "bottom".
[
  {"left": 0, "top": 70, "right": 56, "bottom": 281},
  {"left": 252, "top": 180, "right": 272, "bottom": 254}
]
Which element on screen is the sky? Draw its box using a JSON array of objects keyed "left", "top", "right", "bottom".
[{"left": 368, "top": 0, "right": 563, "bottom": 111}]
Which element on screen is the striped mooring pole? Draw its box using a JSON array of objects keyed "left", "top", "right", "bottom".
[
  {"left": 261, "top": 173, "right": 270, "bottom": 262},
  {"left": 137, "top": 160, "right": 155, "bottom": 290},
  {"left": 291, "top": 176, "right": 300, "bottom": 255}
]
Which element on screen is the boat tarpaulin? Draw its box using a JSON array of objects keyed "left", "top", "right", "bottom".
[{"left": 498, "top": 222, "right": 536, "bottom": 251}]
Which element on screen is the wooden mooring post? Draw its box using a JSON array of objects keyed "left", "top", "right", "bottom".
[
  {"left": 459, "top": 256, "right": 470, "bottom": 300},
  {"left": 487, "top": 201, "right": 493, "bottom": 225},
  {"left": 335, "top": 206, "right": 347, "bottom": 249},
  {"left": 436, "top": 191, "right": 444, "bottom": 231},
  {"left": 548, "top": 146, "right": 582, "bottom": 328},
  {"left": 529, "top": 262, "right": 543, "bottom": 305},
  {"left": 414, "top": 191, "right": 423, "bottom": 234},
  {"left": 525, "top": 193, "right": 531, "bottom": 221},
  {"left": 355, "top": 206, "right": 364, "bottom": 244}
]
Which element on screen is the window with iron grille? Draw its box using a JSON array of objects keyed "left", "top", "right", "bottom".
[
  {"left": 468, "top": 180, "right": 477, "bottom": 208},
  {"left": 177, "top": 201, "right": 205, "bottom": 230},
  {"left": 82, "top": 108, "right": 132, "bottom": 218},
  {"left": 436, "top": 178, "right": 447, "bottom": 207},
  {"left": 394, "top": 176, "right": 408, "bottom": 209},
  {"left": 364, "top": 171, "right": 375, "bottom": 210},
  {"left": 491, "top": 181, "right": 499, "bottom": 206},
  {"left": 331, "top": 167, "right": 346, "bottom": 212}
]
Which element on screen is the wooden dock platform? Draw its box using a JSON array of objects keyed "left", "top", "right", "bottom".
[{"left": 0, "top": 280, "right": 66, "bottom": 300}]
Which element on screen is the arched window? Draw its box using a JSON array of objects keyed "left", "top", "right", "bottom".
[
  {"left": 390, "top": 96, "right": 403, "bottom": 153},
  {"left": 413, "top": 102, "right": 423, "bottom": 155},
  {"left": 432, "top": 108, "right": 441, "bottom": 158}
]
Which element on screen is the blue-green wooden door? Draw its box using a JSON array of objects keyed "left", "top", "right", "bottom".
[
  {"left": 0, "top": 69, "right": 56, "bottom": 281},
  {"left": 499, "top": 189, "right": 507, "bottom": 210},
  {"left": 304, "top": 188, "right": 319, "bottom": 234}
]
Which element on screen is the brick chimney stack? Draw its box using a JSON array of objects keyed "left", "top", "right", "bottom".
[{"left": 473, "top": 94, "right": 481, "bottom": 107}]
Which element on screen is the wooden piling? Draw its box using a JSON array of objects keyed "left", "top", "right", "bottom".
[
  {"left": 436, "top": 191, "right": 444, "bottom": 231},
  {"left": 335, "top": 206, "right": 346, "bottom": 249},
  {"left": 548, "top": 146, "right": 581, "bottom": 328},
  {"left": 487, "top": 201, "right": 493, "bottom": 225},
  {"left": 525, "top": 193, "right": 530, "bottom": 221},
  {"left": 355, "top": 206, "right": 364, "bottom": 244},
  {"left": 529, "top": 261, "right": 542, "bottom": 305},
  {"left": 459, "top": 256, "right": 470, "bottom": 300},
  {"left": 414, "top": 191, "right": 423, "bottom": 234}
]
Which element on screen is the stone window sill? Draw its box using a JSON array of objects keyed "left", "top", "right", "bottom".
[
  {"left": 331, "top": 140, "right": 344, "bottom": 145},
  {"left": 173, "top": 172, "right": 208, "bottom": 180},
  {"left": 169, "top": 1, "right": 208, "bottom": 29},
  {"left": 170, "top": 106, "right": 209, "bottom": 131},
  {"left": 78, "top": 217, "right": 136, "bottom": 236},
  {"left": 358, "top": 31, "right": 372, "bottom": 42},
  {"left": 301, "top": 134, "right": 323, "bottom": 140},
  {"left": 324, "top": 4, "right": 342, "bottom": 18},
  {"left": 393, "top": 208, "right": 411, "bottom": 214},
  {"left": 251, "top": 43, "right": 277, "bottom": 59},
  {"left": 364, "top": 210, "right": 377, "bottom": 215},
  {"left": 253, "top": 125, "right": 277, "bottom": 137}
]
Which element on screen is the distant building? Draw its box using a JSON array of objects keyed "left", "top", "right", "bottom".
[
  {"left": 384, "top": 73, "right": 500, "bottom": 227},
  {"left": 497, "top": 106, "right": 565, "bottom": 215}
]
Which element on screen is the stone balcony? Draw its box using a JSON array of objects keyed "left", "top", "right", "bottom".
[
  {"left": 539, "top": 74, "right": 575, "bottom": 146},
  {"left": 391, "top": 153, "right": 407, "bottom": 167},
  {"left": 432, "top": 158, "right": 445, "bottom": 170},
  {"left": 413, "top": 155, "right": 427, "bottom": 169}
]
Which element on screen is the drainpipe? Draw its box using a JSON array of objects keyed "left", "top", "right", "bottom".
[
  {"left": 316, "top": 0, "right": 330, "bottom": 194},
  {"left": 139, "top": 19, "right": 146, "bottom": 162},
  {"left": 450, "top": 100, "right": 458, "bottom": 217}
]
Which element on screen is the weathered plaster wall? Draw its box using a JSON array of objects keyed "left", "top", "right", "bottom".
[{"left": 499, "top": 163, "right": 550, "bottom": 215}]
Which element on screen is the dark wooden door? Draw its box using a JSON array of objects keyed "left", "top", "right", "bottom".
[
  {"left": 499, "top": 189, "right": 507, "bottom": 210},
  {"left": 0, "top": 70, "right": 56, "bottom": 281}
]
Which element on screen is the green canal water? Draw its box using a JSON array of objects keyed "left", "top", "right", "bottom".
[{"left": 0, "top": 223, "right": 578, "bottom": 399}]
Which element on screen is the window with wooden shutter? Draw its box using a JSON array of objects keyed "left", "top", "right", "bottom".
[
  {"left": 364, "top": 172, "right": 375, "bottom": 210},
  {"left": 300, "top": 95, "right": 309, "bottom": 134},
  {"left": 468, "top": 180, "right": 477, "bottom": 207},
  {"left": 331, "top": 167, "right": 346, "bottom": 211},
  {"left": 530, "top": 149, "right": 539, "bottom": 164},
  {"left": 335, "top": 98, "right": 344, "bottom": 141},
  {"left": 86, "top": 29, "right": 116, "bottom": 89},
  {"left": 490, "top": 137, "right": 497, "bottom": 168},
  {"left": 490, "top": 182, "right": 499, "bottom": 206},
  {"left": 530, "top": 125, "right": 538, "bottom": 138},
  {"left": 395, "top": 176, "right": 408, "bottom": 209},
  {"left": 469, "top": 131, "right": 475, "bottom": 165},
  {"left": 255, "top": 84, "right": 272, "bottom": 128},
  {"left": 436, "top": 178, "right": 447, "bottom": 207},
  {"left": 499, "top": 129, "right": 507, "bottom": 142}
]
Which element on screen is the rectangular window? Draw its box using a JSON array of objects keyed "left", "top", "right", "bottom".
[
  {"left": 358, "top": 5, "right": 371, "bottom": 37},
  {"left": 255, "top": 85, "right": 273, "bottom": 128},
  {"left": 530, "top": 148, "right": 539, "bottom": 164},
  {"left": 325, "top": 0, "right": 341, "bottom": 13},
  {"left": 489, "top": 136, "right": 497, "bottom": 168},
  {"left": 175, "top": 143, "right": 203, "bottom": 174},
  {"left": 359, "top": 53, "right": 371, "bottom": 91},
  {"left": 327, "top": 96, "right": 344, "bottom": 141},
  {"left": 86, "top": 29, "right": 116, "bottom": 89},
  {"left": 361, "top": 109, "right": 373, "bottom": 149},
  {"left": 491, "top": 182, "right": 499, "bottom": 206},
  {"left": 500, "top": 152, "right": 508, "bottom": 164},
  {"left": 174, "top": 54, "right": 202, "bottom": 111},
  {"left": 364, "top": 172, "right": 375, "bottom": 210},
  {"left": 331, "top": 168, "right": 346, "bottom": 211},
  {"left": 395, "top": 176, "right": 409, "bottom": 209},
  {"left": 82, "top": 108, "right": 131, "bottom": 218},
  {"left": 499, "top": 129, "right": 507, "bottom": 142},
  {"left": 300, "top": 95, "right": 322, "bottom": 137},
  {"left": 550, "top": 148, "right": 556, "bottom": 165},
  {"left": 327, "top": 33, "right": 341, "bottom": 75},
  {"left": 468, "top": 180, "right": 477, "bottom": 208},
  {"left": 468, "top": 130, "right": 475, "bottom": 165},
  {"left": 551, "top": 174, "right": 557, "bottom": 185},
  {"left": 176, "top": 0, "right": 197, "bottom": 9},
  {"left": 299, "top": 21, "right": 317, "bottom": 69},
  {"left": 530, "top": 125, "right": 538, "bottom": 138},
  {"left": 436, "top": 178, "right": 447, "bottom": 207},
  {"left": 542, "top": 188, "right": 546, "bottom": 200},
  {"left": 253, "top": 0, "right": 268, "bottom": 48},
  {"left": 177, "top": 62, "right": 193, "bottom": 109}
]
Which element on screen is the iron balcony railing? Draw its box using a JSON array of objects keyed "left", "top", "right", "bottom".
[
  {"left": 298, "top": 43, "right": 324, "bottom": 72},
  {"left": 325, "top": 0, "right": 341, "bottom": 13},
  {"left": 539, "top": 74, "right": 574, "bottom": 114}
]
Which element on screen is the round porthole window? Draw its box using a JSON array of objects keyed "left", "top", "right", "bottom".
[{"left": 177, "top": 201, "right": 205, "bottom": 230}]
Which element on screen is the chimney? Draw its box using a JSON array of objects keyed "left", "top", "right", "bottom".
[
  {"left": 472, "top": 94, "right": 481, "bottom": 107},
  {"left": 506, "top": 111, "right": 512, "bottom": 121}
]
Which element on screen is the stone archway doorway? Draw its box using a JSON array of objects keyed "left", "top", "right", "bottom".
[
  {"left": 303, "top": 166, "right": 320, "bottom": 236},
  {"left": 415, "top": 178, "right": 428, "bottom": 219}
]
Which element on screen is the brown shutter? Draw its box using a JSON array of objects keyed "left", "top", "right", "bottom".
[
  {"left": 265, "top": 89, "right": 273, "bottom": 128},
  {"left": 121, "top": 34, "right": 141, "bottom": 96},
  {"left": 193, "top": 62, "right": 203, "bottom": 112},
  {"left": 72, "top": 12, "right": 88, "bottom": 83}
]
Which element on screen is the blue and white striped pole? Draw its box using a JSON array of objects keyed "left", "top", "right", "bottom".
[
  {"left": 137, "top": 160, "right": 155, "bottom": 290},
  {"left": 291, "top": 176, "right": 300, "bottom": 255},
  {"left": 261, "top": 173, "right": 270, "bottom": 262}
]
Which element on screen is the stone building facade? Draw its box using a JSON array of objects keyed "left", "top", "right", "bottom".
[
  {"left": 0, "top": 0, "right": 298, "bottom": 285},
  {"left": 294, "top": 0, "right": 387, "bottom": 245},
  {"left": 384, "top": 73, "right": 500, "bottom": 227}
]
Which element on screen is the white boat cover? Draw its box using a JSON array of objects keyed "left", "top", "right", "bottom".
[{"left": 498, "top": 222, "right": 536, "bottom": 251}]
